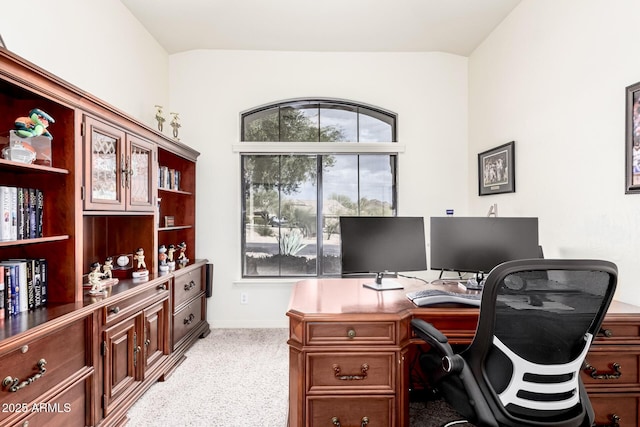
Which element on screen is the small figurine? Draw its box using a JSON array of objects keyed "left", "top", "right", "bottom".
[
  {"left": 14, "top": 108, "right": 55, "bottom": 139},
  {"left": 170, "top": 112, "right": 181, "bottom": 140},
  {"left": 88, "top": 262, "right": 104, "bottom": 294},
  {"left": 177, "top": 241, "right": 189, "bottom": 264},
  {"left": 155, "top": 105, "right": 166, "bottom": 132},
  {"left": 132, "top": 247, "right": 149, "bottom": 278},
  {"left": 102, "top": 256, "right": 114, "bottom": 279},
  {"left": 158, "top": 245, "right": 169, "bottom": 272},
  {"left": 167, "top": 244, "right": 176, "bottom": 270}
]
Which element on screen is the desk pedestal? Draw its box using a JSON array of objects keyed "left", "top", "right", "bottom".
[{"left": 287, "top": 278, "right": 640, "bottom": 427}]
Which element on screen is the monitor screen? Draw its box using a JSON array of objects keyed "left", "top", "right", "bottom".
[
  {"left": 340, "top": 216, "right": 427, "bottom": 277},
  {"left": 430, "top": 217, "right": 540, "bottom": 275}
]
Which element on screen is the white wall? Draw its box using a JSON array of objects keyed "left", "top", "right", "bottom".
[
  {"left": 169, "top": 50, "right": 469, "bottom": 327},
  {"left": 469, "top": 0, "right": 640, "bottom": 304},
  {"left": 0, "top": 0, "right": 169, "bottom": 125}
]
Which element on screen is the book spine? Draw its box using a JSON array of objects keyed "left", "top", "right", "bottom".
[
  {"left": 9, "top": 187, "right": 17, "bottom": 241},
  {"left": 36, "top": 189, "right": 44, "bottom": 238},
  {"left": 39, "top": 259, "right": 47, "bottom": 307},
  {"left": 0, "top": 265, "right": 4, "bottom": 319},
  {"left": 10, "top": 265, "right": 19, "bottom": 315},
  {"left": 28, "top": 188, "right": 36, "bottom": 239},
  {"left": 23, "top": 188, "right": 29, "bottom": 240},
  {"left": 26, "top": 259, "right": 34, "bottom": 311},
  {"left": 34, "top": 259, "right": 41, "bottom": 308},
  {"left": 5, "top": 266, "right": 13, "bottom": 316},
  {"left": 16, "top": 188, "right": 24, "bottom": 240},
  {"left": 0, "top": 186, "right": 10, "bottom": 241}
]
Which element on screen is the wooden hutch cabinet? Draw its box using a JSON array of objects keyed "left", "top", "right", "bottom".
[{"left": 0, "top": 48, "right": 210, "bottom": 427}]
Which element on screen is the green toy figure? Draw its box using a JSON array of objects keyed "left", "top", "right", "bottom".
[{"left": 14, "top": 108, "right": 55, "bottom": 139}]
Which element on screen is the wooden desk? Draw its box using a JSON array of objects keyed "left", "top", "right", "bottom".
[{"left": 287, "top": 278, "right": 640, "bottom": 427}]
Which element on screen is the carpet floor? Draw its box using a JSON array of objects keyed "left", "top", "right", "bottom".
[{"left": 127, "top": 328, "right": 473, "bottom": 426}]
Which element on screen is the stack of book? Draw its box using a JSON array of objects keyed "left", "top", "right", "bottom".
[
  {"left": 158, "top": 166, "right": 181, "bottom": 191},
  {"left": 0, "top": 258, "right": 48, "bottom": 317},
  {"left": 0, "top": 186, "right": 44, "bottom": 241}
]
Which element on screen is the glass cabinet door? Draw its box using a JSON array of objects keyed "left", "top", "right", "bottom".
[
  {"left": 84, "top": 116, "right": 126, "bottom": 210},
  {"left": 126, "top": 135, "right": 156, "bottom": 211}
]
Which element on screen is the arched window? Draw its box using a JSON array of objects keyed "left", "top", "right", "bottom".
[{"left": 240, "top": 99, "right": 399, "bottom": 278}]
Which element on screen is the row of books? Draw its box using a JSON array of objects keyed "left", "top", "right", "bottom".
[
  {"left": 0, "top": 258, "right": 48, "bottom": 318},
  {"left": 0, "top": 186, "right": 44, "bottom": 241},
  {"left": 158, "top": 165, "right": 181, "bottom": 191}
]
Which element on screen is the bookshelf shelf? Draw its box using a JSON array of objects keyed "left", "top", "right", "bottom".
[
  {"left": 0, "top": 235, "right": 70, "bottom": 247},
  {"left": 0, "top": 158, "right": 69, "bottom": 175}
]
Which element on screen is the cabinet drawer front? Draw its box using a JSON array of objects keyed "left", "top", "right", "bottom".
[
  {"left": 590, "top": 393, "right": 639, "bottom": 427},
  {"left": 173, "top": 295, "right": 204, "bottom": 346},
  {"left": 307, "top": 322, "right": 396, "bottom": 346},
  {"left": 596, "top": 321, "right": 640, "bottom": 342},
  {"left": 13, "top": 374, "right": 89, "bottom": 427},
  {"left": 582, "top": 352, "right": 639, "bottom": 387},
  {"left": 104, "top": 281, "right": 169, "bottom": 325},
  {"left": 308, "top": 396, "right": 394, "bottom": 427},
  {"left": 0, "top": 319, "right": 86, "bottom": 419},
  {"left": 173, "top": 268, "right": 203, "bottom": 309},
  {"left": 308, "top": 352, "right": 395, "bottom": 393}
]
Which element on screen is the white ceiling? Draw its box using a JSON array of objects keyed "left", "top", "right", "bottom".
[{"left": 120, "top": 0, "right": 521, "bottom": 55}]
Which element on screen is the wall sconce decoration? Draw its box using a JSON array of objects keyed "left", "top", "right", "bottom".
[
  {"left": 170, "top": 112, "right": 181, "bottom": 141},
  {"left": 154, "top": 105, "right": 166, "bottom": 132}
]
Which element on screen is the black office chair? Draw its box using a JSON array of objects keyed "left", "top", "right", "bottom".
[{"left": 411, "top": 259, "right": 617, "bottom": 427}]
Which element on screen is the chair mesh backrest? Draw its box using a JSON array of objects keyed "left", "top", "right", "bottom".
[{"left": 469, "top": 260, "right": 616, "bottom": 424}]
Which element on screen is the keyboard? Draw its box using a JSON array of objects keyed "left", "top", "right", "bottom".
[{"left": 406, "top": 288, "right": 482, "bottom": 307}]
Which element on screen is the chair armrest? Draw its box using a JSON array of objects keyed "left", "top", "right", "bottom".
[{"left": 411, "top": 318, "right": 454, "bottom": 358}]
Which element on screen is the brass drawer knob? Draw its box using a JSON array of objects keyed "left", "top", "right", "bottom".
[
  {"left": 347, "top": 329, "right": 356, "bottom": 339},
  {"left": 109, "top": 306, "right": 120, "bottom": 314}
]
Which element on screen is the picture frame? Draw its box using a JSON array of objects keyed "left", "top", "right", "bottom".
[
  {"left": 625, "top": 81, "right": 640, "bottom": 194},
  {"left": 164, "top": 215, "right": 175, "bottom": 227},
  {"left": 478, "top": 141, "right": 515, "bottom": 196}
]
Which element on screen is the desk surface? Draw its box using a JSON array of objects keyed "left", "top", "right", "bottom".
[{"left": 287, "top": 277, "right": 639, "bottom": 317}]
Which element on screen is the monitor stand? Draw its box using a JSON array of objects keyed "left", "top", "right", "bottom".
[{"left": 363, "top": 272, "right": 404, "bottom": 291}]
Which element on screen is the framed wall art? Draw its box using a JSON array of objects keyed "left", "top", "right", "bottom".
[
  {"left": 626, "top": 81, "right": 640, "bottom": 194},
  {"left": 478, "top": 141, "right": 515, "bottom": 196}
]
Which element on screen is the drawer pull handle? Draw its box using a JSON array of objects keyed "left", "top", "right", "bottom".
[
  {"left": 347, "top": 329, "right": 356, "bottom": 339},
  {"left": 583, "top": 361, "right": 622, "bottom": 380},
  {"left": 333, "top": 363, "right": 368, "bottom": 381},
  {"left": 184, "top": 313, "right": 196, "bottom": 325},
  {"left": 595, "top": 413, "right": 620, "bottom": 427},
  {"left": 331, "top": 416, "right": 369, "bottom": 426},
  {"left": 598, "top": 327, "right": 613, "bottom": 338},
  {"left": 109, "top": 306, "right": 120, "bottom": 314},
  {"left": 158, "top": 283, "right": 168, "bottom": 291},
  {"left": 2, "top": 359, "right": 47, "bottom": 392},
  {"left": 184, "top": 280, "right": 196, "bottom": 291}
]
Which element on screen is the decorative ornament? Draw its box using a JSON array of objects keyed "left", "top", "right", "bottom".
[
  {"left": 170, "top": 112, "right": 181, "bottom": 140},
  {"left": 155, "top": 105, "right": 166, "bottom": 132}
]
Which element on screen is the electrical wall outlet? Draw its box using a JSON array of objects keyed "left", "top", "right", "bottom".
[{"left": 240, "top": 292, "right": 249, "bottom": 304}]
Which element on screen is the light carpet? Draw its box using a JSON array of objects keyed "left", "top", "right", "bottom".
[{"left": 127, "top": 328, "right": 471, "bottom": 427}]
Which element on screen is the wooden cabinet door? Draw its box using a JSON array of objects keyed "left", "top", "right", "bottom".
[
  {"left": 103, "top": 316, "right": 139, "bottom": 416},
  {"left": 126, "top": 134, "right": 156, "bottom": 211},
  {"left": 143, "top": 297, "right": 170, "bottom": 377},
  {"left": 84, "top": 116, "right": 126, "bottom": 210}
]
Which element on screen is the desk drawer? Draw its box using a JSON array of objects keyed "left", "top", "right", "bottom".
[
  {"left": 307, "top": 322, "right": 396, "bottom": 346},
  {"left": 104, "top": 280, "right": 169, "bottom": 325},
  {"left": 173, "top": 294, "right": 204, "bottom": 346},
  {"left": 308, "top": 396, "right": 394, "bottom": 427},
  {"left": 0, "top": 319, "right": 87, "bottom": 423},
  {"left": 596, "top": 321, "right": 640, "bottom": 343},
  {"left": 307, "top": 352, "right": 395, "bottom": 393},
  {"left": 173, "top": 267, "right": 204, "bottom": 309},
  {"left": 590, "top": 393, "right": 639, "bottom": 427},
  {"left": 582, "top": 350, "right": 639, "bottom": 388}
]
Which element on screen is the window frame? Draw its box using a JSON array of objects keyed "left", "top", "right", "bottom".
[{"left": 238, "top": 99, "right": 402, "bottom": 278}]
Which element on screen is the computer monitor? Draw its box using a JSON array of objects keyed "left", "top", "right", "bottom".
[
  {"left": 340, "top": 216, "right": 427, "bottom": 291},
  {"left": 430, "top": 216, "right": 540, "bottom": 280}
]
